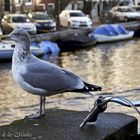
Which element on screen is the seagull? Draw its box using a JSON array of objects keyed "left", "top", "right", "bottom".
[{"left": 1, "top": 29, "right": 102, "bottom": 119}]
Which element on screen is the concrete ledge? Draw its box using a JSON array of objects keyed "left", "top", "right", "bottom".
[
  {"left": 0, "top": 109, "right": 138, "bottom": 140},
  {"left": 30, "top": 28, "right": 92, "bottom": 42}
]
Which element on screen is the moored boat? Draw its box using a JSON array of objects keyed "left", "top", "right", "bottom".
[
  {"left": 0, "top": 40, "right": 44, "bottom": 60},
  {"left": 55, "top": 33, "right": 96, "bottom": 51},
  {"left": 89, "top": 24, "right": 134, "bottom": 43}
]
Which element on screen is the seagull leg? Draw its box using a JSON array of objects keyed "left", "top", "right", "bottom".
[
  {"left": 39, "top": 95, "right": 43, "bottom": 117},
  {"left": 42, "top": 96, "right": 46, "bottom": 116},
  {"left": 26, "top": 96, "right": 46, "bottom": 119}
]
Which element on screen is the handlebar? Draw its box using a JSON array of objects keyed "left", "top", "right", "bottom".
[
  {"left": 80, "top": 97, "right": 107, "bottom": 129},
  {"left": 80, "top": 96, "right": 140, "bottom": 129}
]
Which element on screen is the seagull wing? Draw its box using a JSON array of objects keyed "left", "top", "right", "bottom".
[{"left": 20, "top": 58, "right": 85, "bottom": 93}]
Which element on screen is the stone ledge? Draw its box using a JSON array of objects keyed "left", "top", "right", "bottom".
[{"left": 0, "top": 109, "right": 138, "bottom": 140}]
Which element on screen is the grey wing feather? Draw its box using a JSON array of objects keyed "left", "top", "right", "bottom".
[{"left": 21, "top": 59, "right": 84, "bottom": 92}]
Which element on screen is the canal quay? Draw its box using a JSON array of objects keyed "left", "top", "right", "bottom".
[{"left": 0, "top": 33, "right": 140, "bottom": 138}]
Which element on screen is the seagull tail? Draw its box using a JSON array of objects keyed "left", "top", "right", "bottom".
[
  {"left": 72, "top": 82, "right": 102, "bottom": 92},
  {"left": 83, "top": 82, "right": 102, "bottom": 92}
]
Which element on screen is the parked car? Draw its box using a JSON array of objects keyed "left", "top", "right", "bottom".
[
  {"left": 1, "top": 14, "right": 37, "bottom": 34},
  {"left": 28, "top": 12, "right": 56, "bottom": 33},
  {"left": 59, "top": 10, "right": 92, "bottom": 28},
  {"left": 109, "top": 6, "right": 140, "bottom": 22}
]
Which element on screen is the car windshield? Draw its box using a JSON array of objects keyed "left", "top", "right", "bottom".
[
  {"left": 12, "top": 16, "right": 27, "bottom": 23},
  {"left": 32, "top": 14, "right": 50, "bottom": 20},
  {"left": 117, "top": 8, "right": 135, "bottom": 12},
  {"left": 69, "top": 12, "right": 85, "bottom": 17}
]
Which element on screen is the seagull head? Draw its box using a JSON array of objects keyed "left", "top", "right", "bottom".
[
  {"left": 0, "top": 29, "right": 31, "bottom": 52},
  {"left": 0, "top": 28, "right": 30, "bottom": 42}
]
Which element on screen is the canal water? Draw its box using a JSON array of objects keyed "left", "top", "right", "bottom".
[{"left": 0, "top": 38, "right": 140, "bottom": 132}]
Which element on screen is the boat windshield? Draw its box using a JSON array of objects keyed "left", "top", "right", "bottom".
[{"left": 93, "top": 24, "right": 128, "bottom": 35}]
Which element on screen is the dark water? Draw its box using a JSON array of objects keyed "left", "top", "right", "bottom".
[{"left": 0, "top": 39, "right": 140, "bottom": 132}]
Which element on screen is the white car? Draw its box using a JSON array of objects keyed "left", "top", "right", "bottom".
[
  {"left": 110, "top": 6, "right": 140, "bottom": 22},
  {"left": 1, "top": 14, "right": 37, "bottom": 34},
  {"left": 59, "top": 10, "right": 92, "bottom": 28}
]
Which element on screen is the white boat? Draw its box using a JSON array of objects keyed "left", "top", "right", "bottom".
[
  {"left": 89, "top": 24, "right": 134, "bottom": 43},
  {"left": 0, "top": 40, "right": 44, "bottom": 60}
]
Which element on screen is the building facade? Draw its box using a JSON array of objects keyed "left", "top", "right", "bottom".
[
  {"left": 1, "top": 0, "right": 140, "bottom": 24},
  {"left": 0, "top": 0, "right": 35, "bottom": 15}
]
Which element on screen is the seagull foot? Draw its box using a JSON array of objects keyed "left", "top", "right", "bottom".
[{"left": 25, "top": 113, "right": 45, "bottom": 120}]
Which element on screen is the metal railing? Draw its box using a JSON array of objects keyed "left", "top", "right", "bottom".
[{"left": 80, "top": 95, "right": 140, "bottom": 129}]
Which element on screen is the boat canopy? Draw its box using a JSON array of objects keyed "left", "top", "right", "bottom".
[
  {"left": 39, "top": 41, "right": 60, "bottom": 54},
  {"left": 92, "top": 24, "right": 129, "bottom": 36},
  {"left": 31, "top": 41, "right": 60, "bottom": 54}
]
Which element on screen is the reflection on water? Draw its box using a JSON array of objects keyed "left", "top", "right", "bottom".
[{"left": 0, "top": 39, "right": 140, "bottom": 132}]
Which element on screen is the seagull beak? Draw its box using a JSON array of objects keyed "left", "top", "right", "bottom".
[{"left": 0, "top": 35, "right": 11, "bottom": 41}]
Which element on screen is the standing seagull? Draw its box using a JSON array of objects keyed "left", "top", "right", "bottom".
[{"left": 1, "top": 29, "right": 102, "bottom": 119}]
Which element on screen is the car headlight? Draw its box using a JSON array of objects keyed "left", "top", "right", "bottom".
[
  {"left": 33, "top": 26, "right": 37, "bottom": 31},
  {"left": 88, "top": 20, "right": 92, "bottom": 24},
  {"left": 49, "top": 21, "right": 56, "bottom": 27},
  {"left": 51, "top": 22, "right": 56, "bottom": 27}
]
